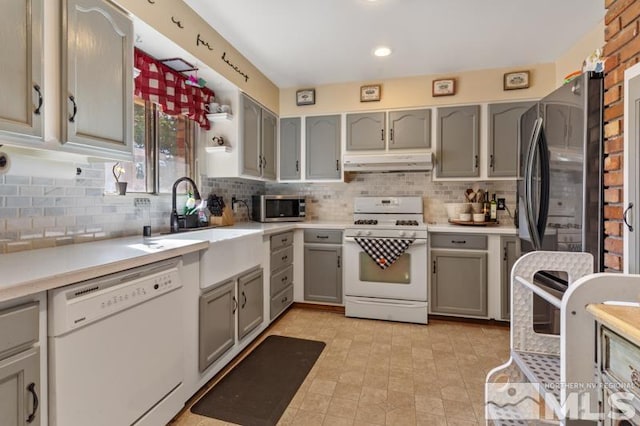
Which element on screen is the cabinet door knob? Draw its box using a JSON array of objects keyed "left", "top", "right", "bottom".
[
  {"left": 390, "top": 128, "right": 394, "bottom": 142},
  {"left": 336, "top": 159, "right": 340, "bottom": 171},
  {"left": 432, "top": 260, "right": 436, "bottom": 274},
  {"left": 474, "top": 155, "right": 478, "bottom": 169},
  {"left": 337, "top": 255, "right": 341, "bottom": 268},
  {"left": 241, "top": 291, "right": 247, "bottom": 308},
  {"left": 33, "top": 85, "right": 43, "bottom": 115},
  {"left": 68, "top": 95, "right": 78, "bottom": 123},
  {"left": 624, "top": 202, "right": 634, "bottom": 232},
  {"left": 490, "top": 154, "right": 495, "bottom": 170},
  {"left": 232, "top": 295, "right": 237, "bottom": 314},
  {"left": 26, "top": 382, "right": 38, "bottom": 424},
  {"left": 295, "top": 160, "right": 299, "bottom": 172}
]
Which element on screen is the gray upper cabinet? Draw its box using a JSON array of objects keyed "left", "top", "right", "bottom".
[
  {"left": 238, "top": 268, "right": 264, "bottom": 340},
  {"left": 0, "top": 0, "right": 44, "bottom": 143},
  {"left": 241, "top": 94, "right": 262, "bottom": 177},
  {"left": 488, "top": 102, "right": 534, "bottom": 177},
  {"left": 241, "top": 93, "right": 277, "bottom": 180},
  {"left": 389, "top": 109, "right": 431, "bottom": 150},
  {"left": 436, "top": 105, "right": 480, "bottom": 178},
  {"left": 346, "top": 112, "right": 385, "bottom": 151},
  {"left": 199, "top": 281, "right": 235, "bottom": 372},
  {"left": 279, "top": 118, "right": 301, "bottom": 180},
  {"left": 261, "top": 109, "right": 277, "bottom": 180},
  {"left": 306, "top": 115, "right": 341, "bottom": 180},
  {"left": 62, "top": 0, "right": 133, "bottom": 160}
]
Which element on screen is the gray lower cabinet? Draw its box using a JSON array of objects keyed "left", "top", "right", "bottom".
[
  {"left": 436, "top": 105, "right": 480, "bottom": 178},
  {"left": 62, "top": 0, "right": 133, "bottom": 159},
  {"left": 488, "top": 101, "right": 535, "bottom": 177},
  {"left": 270, "top": 231, "right": 294, "bottom": 320},
  {"left": 279, "top": 117, "right": 301, "bottom": 180},
  {"left": 0, "top": 0, "right": 44, "bottom": 142},
  {"left": 238, "top": 268, "right": 264, "bottom": 340},
  {"left": 500, "top": 236, "right": 520, "bottom": 320},
  {"left": 346, "top": 112, "right": 385, "bottom": 151},
  {"left": 0, "top": 348, "right": 40, "bottom": 426},
  {"left": 430, "top": 249, "right": 487, "bottom": 317},
  {"left": 306, "top": 115, "right": 341, "bottom": 180},
  {"left": 0, "top": 302, "right": 40, "bottom": 425},
  {"left": 199, "top": 280, "right": 235, "bottom": 372},
  {"left": 304, "top": 230, "right": 343, "bottom": 304},
  {"left": 389, "top": 109, "right": 431, "bottom": 149}
]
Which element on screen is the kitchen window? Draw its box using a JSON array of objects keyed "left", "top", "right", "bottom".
[{"left": 105, "top": 98, "right": 196, "bottom": 194}]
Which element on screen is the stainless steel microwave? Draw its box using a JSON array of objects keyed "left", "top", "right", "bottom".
[{"left": 251, "top": 195, "right": 306, "bottom": 222}]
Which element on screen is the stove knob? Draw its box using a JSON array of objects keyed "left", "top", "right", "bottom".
[
  {"left": 399, "top": 231, "right": 406, "bottom": 237},
  {"left": 410, "top": 232, "right": 416, "bottom": 238},
  {"left": 365, "top": 231, "right": 372, "bottom": 236},
  {"left": 355, "top": 230, "right": 362, "bottom": 236}
]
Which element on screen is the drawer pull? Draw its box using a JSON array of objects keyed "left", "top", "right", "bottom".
[
  {"left": 281, "top": 238, "right": 288, "bottom": 243},
  {"left": 631, "top": 365, "right": 640, "bottom": 388},
  {"left": 282, "top": 296, "right": 288, "bottom": 303},
  {"left": 241, "top": 291, "right": 247, "bottom": 309},
  {"left": 281, "top": 276, "right": 288, "bottom": 282},
  {"left": 282, "top": 255, "right": 288, "bottom": 261},
  {"left": 451, "top": 240, "right": 466, "bottom": 244},
  {"left": 316, "top": 235, "right": 329, "bottom": 239},
  {"left": 26, "top": 382, "right": 38, "bottom": 423}
]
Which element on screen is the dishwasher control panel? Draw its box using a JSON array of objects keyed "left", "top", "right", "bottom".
[{"left": 49, "top": 260, "right": 182, "bottom": 336}]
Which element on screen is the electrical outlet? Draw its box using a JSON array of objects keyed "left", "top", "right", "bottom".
[{"left": 497, "top": 198, "right": 506, "bottom": 210}]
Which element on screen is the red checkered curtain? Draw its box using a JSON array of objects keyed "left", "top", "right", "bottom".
[{"left": 134, "top": 48, "right": 214, "bottom": 129}]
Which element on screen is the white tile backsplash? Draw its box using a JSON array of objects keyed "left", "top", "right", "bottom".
[{"left": 0, "top": 165, "right": 515, "bottom": 253}]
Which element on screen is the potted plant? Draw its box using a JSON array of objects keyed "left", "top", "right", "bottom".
[{"left": 112, "top": 162, "right": 127, "bottom": 195}]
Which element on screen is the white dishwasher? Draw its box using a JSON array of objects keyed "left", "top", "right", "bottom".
[{"left": 48, "top": 258, "right": 185, "bottom": 426}]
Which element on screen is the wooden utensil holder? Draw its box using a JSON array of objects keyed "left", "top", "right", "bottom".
[{"left": 209, "top": 206, "right": 235, "bottom": 226}]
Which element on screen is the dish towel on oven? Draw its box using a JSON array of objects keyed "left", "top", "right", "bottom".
[{"left": 355, "top": 238, "right": 414, "bottom": 269}]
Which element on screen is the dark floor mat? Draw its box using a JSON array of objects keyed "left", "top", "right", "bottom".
[{"left": 191, "top": 335, "right": 325, "bottom": 426}]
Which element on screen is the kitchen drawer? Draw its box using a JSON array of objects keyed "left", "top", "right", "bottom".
[
  {"left": 270, "top": 231, "right": 293, "bottom": 251},
  {"left": 271, "top": 245, "right": 294, "bottom": 271},
  {"left": 304, "top": 229, "right": 343, "bottom": 244},
  {"left": 430, "top": 233, "right": 487, "bottom": 250},
  {"left": 271, "top": 264, "right": 293, "bottom": 296},
  {"left": 602, "top": 327, "right": 640, "bottom": 399},
  {"left": 0, "top": 302, "right": 38, "bottom": 361},
  {"left": 270, "top": 285, "right": 294, "bottom": 320}
]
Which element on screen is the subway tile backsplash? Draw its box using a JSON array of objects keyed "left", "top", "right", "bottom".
[{"left": 0, "top": 165, "right": 515, "bottom": 253}]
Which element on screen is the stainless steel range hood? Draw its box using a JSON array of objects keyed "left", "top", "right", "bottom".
[{"left": 343, "top": 152, "right": 433, "bottom": 172}]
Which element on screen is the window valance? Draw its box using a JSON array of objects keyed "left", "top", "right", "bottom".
[{"left": 134, "top": 48, "right": 214, "bottom": 129}]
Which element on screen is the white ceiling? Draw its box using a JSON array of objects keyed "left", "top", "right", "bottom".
[{"left": 183, "top": 0, "right": 604, "bottom": 89}]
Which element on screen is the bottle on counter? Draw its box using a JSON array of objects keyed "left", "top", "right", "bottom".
[
  {"left": 490, "top": 194, "right": 498, "bottom": 222},
  {"left": 483, "top": 191, "right": 491, "bottom": 222}
]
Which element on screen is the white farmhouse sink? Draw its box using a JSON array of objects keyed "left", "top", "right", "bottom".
[{"left": 198, "top": 229, "right": 263, "bottom": 289}]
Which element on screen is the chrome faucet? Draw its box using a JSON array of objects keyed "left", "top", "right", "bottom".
[{"left": 170, "top": 176, "right": 202, "bottom": 233}]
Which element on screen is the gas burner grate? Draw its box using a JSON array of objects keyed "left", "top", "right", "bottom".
[{"left": 354, "top": 219, "right": 378, "bottom": 225}]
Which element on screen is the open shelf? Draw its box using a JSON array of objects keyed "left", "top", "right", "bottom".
[
  {"left": 205, "top": 146, "right": 232, "bottom": 153},
  {"left": 206, "top": 112, "right": 233, "bottom": 122}
]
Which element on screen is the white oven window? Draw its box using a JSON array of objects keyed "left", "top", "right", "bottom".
[{"left": 359, "top": 252, "right": 411, "bottom": 284}]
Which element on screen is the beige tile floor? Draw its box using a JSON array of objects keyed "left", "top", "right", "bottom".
[{"left": 170, "top": 307, "right": 510, "bottom": 426}]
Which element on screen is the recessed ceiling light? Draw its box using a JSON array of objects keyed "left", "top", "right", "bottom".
[{"left": 373, "top": 46, "right": 392, "bottom": 57}]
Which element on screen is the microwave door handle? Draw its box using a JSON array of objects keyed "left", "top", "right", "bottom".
[{"left": 525, "top": 118, "right": 543, "bottom": 250}]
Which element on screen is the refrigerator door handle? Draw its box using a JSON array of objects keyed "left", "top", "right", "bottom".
[{"left": 525, "top": 117, "right": 543, "bottom": 250}]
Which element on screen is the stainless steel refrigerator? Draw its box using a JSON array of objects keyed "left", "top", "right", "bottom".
[{"left": 516, "top": 72, "right": 604, "bottom": 331}]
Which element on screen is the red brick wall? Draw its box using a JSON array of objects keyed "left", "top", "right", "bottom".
[{"left": 603, "top": 0, "right": 640, "bottom": 270}]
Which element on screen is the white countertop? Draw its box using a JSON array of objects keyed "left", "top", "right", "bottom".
[
  {"left": 0, "top": 219, "right": 516, "bottom": 303},
  {"left": 0, "top": 236, "right": 209, "bottom": 303}
]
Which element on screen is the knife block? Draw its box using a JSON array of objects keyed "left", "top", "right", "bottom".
[{"left": 209, "top": 206, "right": 234, "bottom": 226}]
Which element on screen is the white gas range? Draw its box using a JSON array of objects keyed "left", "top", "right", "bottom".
[{"left": 344, "top": 197, "right": 428, "bottom": 324}]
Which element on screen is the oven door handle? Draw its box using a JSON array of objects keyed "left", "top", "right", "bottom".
[
  {"left": 344, "top": 237, "right": 427, "bottom": 246},
  {"left": 347, "top": 298, "right": 423, "bottom": 307}
]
